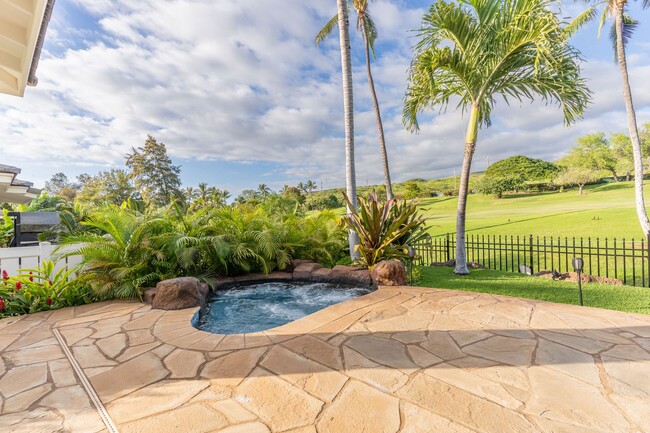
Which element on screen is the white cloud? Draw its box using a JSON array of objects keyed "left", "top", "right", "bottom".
[{"left": 0, "top": 0, "right": 648, "bottom": 192}]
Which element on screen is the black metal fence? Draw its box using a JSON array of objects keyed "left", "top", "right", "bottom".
[{"left": 413, "top": 233, "right": 650, "bottom": 287}]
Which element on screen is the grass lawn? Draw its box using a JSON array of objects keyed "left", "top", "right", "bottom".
[
  {"left": 418, "top": 181, "right": 650, "bottom": 240},
  {"left": 418, "top": 266, "right": 650, "bottom": 315}
]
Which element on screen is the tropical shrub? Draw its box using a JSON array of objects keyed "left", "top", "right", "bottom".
[
  {"left": 340, "top": 192, "right": 427, "bottom": 269},
  {"left": 1, "top": 209, "right": 13, "bottom": 247},
  {"left": 59, "top": 207, "right": 177, "bottom": 299},
  {"left": 0, "top": 261, "right": 95, "bottom": 318},
  {"left": 57, "top": 202, "right": 348, "bottom": 298}
]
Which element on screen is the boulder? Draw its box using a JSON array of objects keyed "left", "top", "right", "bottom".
[
  {"left": 152, "top": 277, "right": 209, "bottom": 310},
  {"left": 310, "top": 267, "right": 334, "bottom": 283},
  {"left": 371, "top": 260, "right": 407, "bottom": 286},
  {"left": 330, "top": 265, "right": 373, "bottom": 287},
  {"left": 285, "top": 259, "right": 312, "bottom": 272},
  {"left": 142, "top": 287, "right": 157, "bottom": 304},
  {"left": 293, "top": 262, "right": 323, "bottom": 281},
  {"left": 212, "top": 276, "right": 237, "bottom": 290}
]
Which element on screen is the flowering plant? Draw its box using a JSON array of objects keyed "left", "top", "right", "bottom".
[{"left": 0, "top": 261, "right": 94, "bottom": 317}]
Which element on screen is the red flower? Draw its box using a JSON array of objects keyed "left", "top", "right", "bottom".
[
  {"left": 48, "top": 280, "right": 53, "bottom": 286},
  {"left": 0, "top": 298, "right": 4, "bottom": 311},
  {"left": 29, "top": 273, "right": 34, "bottom": 282},
  {"left": 2, "top": 270, "right": 8, "bottom": 280},
  {"left": 15, "top": 281, "right": 21, "bottom": 291},
  {"left": 46, "top": 298, "right": 53, "bottom": 305}
]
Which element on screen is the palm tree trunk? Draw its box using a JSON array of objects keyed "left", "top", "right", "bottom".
[
  {"left": 615, "top": 6, "right": 650, "bottom": 234},
  {"left": 337, "top": 0, "right": 360, "bottom": 259},
  {"left": 454, "top": 105, "right": 480, "bottom": 275},
  {"left": 361, "top": 20, "right": 393, "bottom": 201}
]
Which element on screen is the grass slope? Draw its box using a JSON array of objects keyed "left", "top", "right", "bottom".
[
  {"left": 418, "top": 266, "right": 650, "bottom": 315},
  {"left": 418, "top": 181, "right": 649, "bottom": 240}
]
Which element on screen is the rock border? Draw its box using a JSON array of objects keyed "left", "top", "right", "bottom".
[{"left": 146, "top": 261, "right": 375, "bottom": 309}]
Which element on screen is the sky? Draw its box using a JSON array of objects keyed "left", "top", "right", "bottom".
[{"left": 1, "top": 0, "right": 649, "bottom": 196}]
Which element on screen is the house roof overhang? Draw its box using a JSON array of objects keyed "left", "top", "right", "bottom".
[
  {"left": 0, "top": 0, "right": 55, "bottom": 97},
  {"left": 0, "top": 164, "right": 40, "bottom": 203}
]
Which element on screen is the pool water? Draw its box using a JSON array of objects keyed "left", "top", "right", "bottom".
[{"left": 194, "top": 282, "right": 373, "bottom": 334}]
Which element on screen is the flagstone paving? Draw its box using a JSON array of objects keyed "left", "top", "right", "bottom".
[{"left": 1, "top": 286, "right": 650, "bottom": 432}]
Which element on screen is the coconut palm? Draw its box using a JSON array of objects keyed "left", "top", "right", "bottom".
[
  {"left": 317, "top": 0, "right": 394, "bottom": 200},
  {"left": 404, "top": 0, "right": 590, "bottom": 274},
  {"left": 316, "top": 0, "right": 359, "bottom": 260},
  {"left": 257, "top": 184, "right": 272, "bottom": 198},
  {"left": 568, "top": 0, "right": 650, "bottom": 233},
  {"left": 305, "top": 180, "right": 317, "bottom": 193}
]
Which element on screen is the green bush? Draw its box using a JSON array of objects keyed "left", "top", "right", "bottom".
[
  {"left": 0, "top": 261, "right": 95, "bottom": 318},
  {"left": 340, "top": 191, "right": 427, "bottom": 269},
  {"left": 58, "top": 203, "right": 348, "bottom": 299}
]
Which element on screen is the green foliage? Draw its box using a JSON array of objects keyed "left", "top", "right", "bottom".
[
  {"left": 401, "top": 181, "right": 423, "bottom": 199},
  {"left": 340, "top": 191, "right": 427, "bottom": 268},
  {"left": 306, "top": 193, "right": 341, "bottom": 211},
  {"left": 572, "top": 133, "right": 618, "bottom": 178},
  {"left": 476, "top": 175, "right": 526, "bottom": 198},
  {"left": 0, "top": 262, "right": 95, "bottom": 318},
  {"left": 56, "top": 203, "right": 348, "bottom": 299},
  {"left": 403, "top": 0, "right": 591, "bottom": 132},
  {"left": 126, "top": 135, "right": 183, "bottom": 207},
  {"left": 76, "top": 169, "right": 138, "bottom": 206},
  {"left": 485, "top": 156, "right": 560, "bottom": 183},
  {"left": 26, "top": 192, "right": 67, "bottom": 212},
  {"left": 1, "top": 209, "right": 13, "bottom": 247}
]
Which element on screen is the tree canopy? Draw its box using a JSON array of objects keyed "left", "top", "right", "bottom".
[
  {"left": 484, "top": 156, "right": 560, "bottom": 182},
  {"left": 125, "top": 136, "right": 183, "bottom": 207}
]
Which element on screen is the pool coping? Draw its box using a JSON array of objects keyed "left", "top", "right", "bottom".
[{"left": 151, "top": 285, "right": 409, "bottom": 351}]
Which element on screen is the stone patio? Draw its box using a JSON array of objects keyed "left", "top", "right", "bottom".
[{"left": 1, "top": 286, "right": 649, "bottom": 432}]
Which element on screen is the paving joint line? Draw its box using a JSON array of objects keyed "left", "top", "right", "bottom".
[{"left": 52, "top": 327, "right": 120, "bottom": 433}]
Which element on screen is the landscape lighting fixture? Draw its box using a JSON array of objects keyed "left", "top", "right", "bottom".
[
  {"left": 572, "top": 257, "right": 584, "bottom": 306},
  {"left": 407, "top": 246, "right": 416, "bottom": 285}
]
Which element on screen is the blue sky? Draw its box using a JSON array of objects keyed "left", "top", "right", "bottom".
[{"left": 1, "top": 0, "right": 649, "bottom": 196}]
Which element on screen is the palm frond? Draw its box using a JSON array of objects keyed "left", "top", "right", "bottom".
[{"left": 315, "top": 14, "right": 339, "bottom": 46}]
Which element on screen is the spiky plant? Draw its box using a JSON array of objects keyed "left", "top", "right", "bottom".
[{"left": 340, "top": 191, "right": 427, "bottom": 268}]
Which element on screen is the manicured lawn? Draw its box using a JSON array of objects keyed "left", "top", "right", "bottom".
[
  {"left": 418, "top": 266, "right": 650, "bottom": 315},
  {"left": 418, "top": 181, "right": 650, "bottom": 240}
]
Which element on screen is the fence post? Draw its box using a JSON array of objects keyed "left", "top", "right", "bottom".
[
  {"left": 647, "top": 231, "right": 650, "bottom": 287},
  {"left": 39, "top": 242, "right": 53, "bottom": 266},
  {"left": 446, "top": 233, "right": 451, "bottom": 262},
  {"left": 529, "top": 234, "right": 534, "bottom": 274}
]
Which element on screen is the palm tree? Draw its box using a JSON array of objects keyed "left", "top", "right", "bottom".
[
  {"left": 305, "top": 180, "right": 317, "bottom": 193},
  {"left": 404, "top": 0, "right": 590, "bottom": 274},
  {"left": 257, "top": 184, "right": 272, "bottom": 198},
  {"left": 315, "top": 1, "right": 359, "bottom": 260},
  {"left": 568, "top": 0, "right": 650, "bottom": 234},
  {"left": 317, "top": 0, "right": 394, "bottom": 200}
]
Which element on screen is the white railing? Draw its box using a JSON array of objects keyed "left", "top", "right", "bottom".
[{"left": 0, "top": 242, "right": 82, "bottom": 277}]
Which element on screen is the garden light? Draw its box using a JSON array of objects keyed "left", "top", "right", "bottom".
[
  {"left": 572, "top": 257, "right": 584, "bottom": 306},
  {"left": 407, "top": 246, "right": 416, "bottom": 285}
]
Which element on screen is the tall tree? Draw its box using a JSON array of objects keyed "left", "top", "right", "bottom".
[
  {"left": 315, "top": 1, "right": 359, "bottom": 260},
  {"left": 569, "top": 0, "right": 650, "bottom": 233},
  {"left": 404, "top": 0, "right": 590, "bottom": 274},
  {"left": 317, "top": 0, "right": 395, "bottom": 200},
  {"left": 44, "top": 172, "right": 79, "bottom": 202},
  {"left": 305, "top": 180, "right": 317, "bottom": 193},
  {"left": 574, "top": 133, "right": 619, "bottom": 180},
  {"left": 257, "top": 184, "right": 272, "bottom": 198},
  {"left": 77, "top": 169, "right": 138, "bottom": 206},
  {"left": 125, "top": 136, "right": 183, "bottom": 208}
]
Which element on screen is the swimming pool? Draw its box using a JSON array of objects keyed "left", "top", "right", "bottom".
[{"left": 193, "top": 282, "right": 373, "bottom": 334}]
